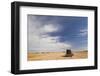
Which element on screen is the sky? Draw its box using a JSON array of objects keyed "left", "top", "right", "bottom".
[{"left": 27, "top": 15, "right": 88, "bottom": 52}]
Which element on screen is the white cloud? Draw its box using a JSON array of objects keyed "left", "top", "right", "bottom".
[
  {"left": 79, "top": 29, "right": 87, "bottom": 36},
  {"left": 39, "top": 36, "right": 71, "bottom": 51},
  {"left": 43, "top": 24, "right": 59, "bottom": 33},
  {"left": 29, "top": 35, "right": 71, "bottom": 52},
  {"left": 28, "top": 15, "right": 71, "bottom": 52}
]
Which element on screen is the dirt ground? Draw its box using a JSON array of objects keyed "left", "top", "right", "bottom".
[{"left": 28, "top": 51, "right": 88, "bottom": 61}]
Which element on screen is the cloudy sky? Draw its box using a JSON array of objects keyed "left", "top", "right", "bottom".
[{"left": 27, "top": 15, "right": 88, "bottom": 52}]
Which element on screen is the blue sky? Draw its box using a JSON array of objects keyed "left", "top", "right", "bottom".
[{"left": 28, "top": 15, "right": 88, "bottom": 52}]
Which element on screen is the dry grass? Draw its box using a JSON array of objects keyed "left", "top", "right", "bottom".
[{"left": 27, "top": 51, "right": 88, "bottom": 61}]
